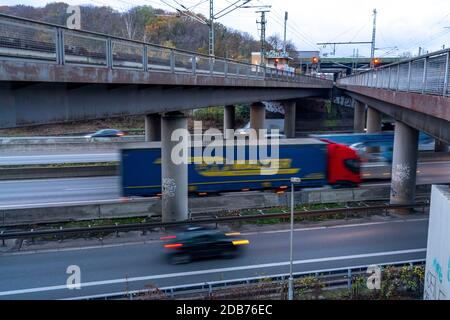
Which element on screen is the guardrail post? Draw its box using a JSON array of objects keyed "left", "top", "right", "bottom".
[
  {"left": 347, "top": 269, "right": 352, "bottom": 289},
  {"left": 443, "top": 51, "right": 449, "bottom": 96},
  {"left": 170, "top": 50, "right": 175, "bottom": 73},
  {"left": 396, "top": 65, "right": 400, "bottom": 91},
  {"left": 1, "top": 231, "right": 5, "bottom": 247},
  {"left": 407, "top": 61, "right": 412, "bottom": 92},
  {"left": 224, "top": 60, "right": 228, "bottom": 78},
  {"left": 246, "top": 65, "right": 250, "bottom": 79},
  {"left": 56, "top": 28, "right": 65, "bottom": 65},
  {"left": 421, "top": 57, "right": 428, "bottom": 94},
  {"left": 209, "top": 57, "right": 214, "bottom": 76},
  {"left": 143, "top": 45, "right": 148, "bottom": 72},
  {"left": 106, "top": 38, "right": 113, "bottom": 69},
  {"left": 192, "top": 55, "right": 196, "bottom": 75},
  {"left": 388, "top": 67, "right": 392, "bottom": 89}
]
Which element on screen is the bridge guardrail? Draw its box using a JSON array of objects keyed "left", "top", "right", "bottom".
[
  {"left": 0, "top": 13, "right": 331, "bottom": 86},
  {"left": 338, "top": 48, "right": 450, "bottom": 97},
  {"left": 64, "top": 259, "right": 426, "bottom": 300}
]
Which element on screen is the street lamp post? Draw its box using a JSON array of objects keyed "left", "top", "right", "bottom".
[{"left": 288, "top": 177, "right": 301, "bottom": 300}]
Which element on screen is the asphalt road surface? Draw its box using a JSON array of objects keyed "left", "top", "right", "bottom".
[
  {"left": 0, "top": 218, "right": 428, "bottom": 299},
  {"left": 1, "top": 162, "right": 449, "bottom": 209}
]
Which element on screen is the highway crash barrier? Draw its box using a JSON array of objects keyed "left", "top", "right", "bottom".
[{"left": 0, "top": 185, "right": 431, "bottom": 227}]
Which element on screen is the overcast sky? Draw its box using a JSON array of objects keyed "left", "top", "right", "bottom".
[{"left": 3, "top": 0, "right": 450, "bottom": 57}]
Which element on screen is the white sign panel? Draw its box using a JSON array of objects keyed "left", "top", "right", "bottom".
[{"left": 424, "top": 185, "right": 450, "bottom": 300}]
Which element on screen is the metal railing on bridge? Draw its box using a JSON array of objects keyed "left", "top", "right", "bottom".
[
  {"left": 0, "top": 13, "right": 329, "bottom": 86},
  {"left": 338, "top": 48, "right": 450, "bottom": 97}
]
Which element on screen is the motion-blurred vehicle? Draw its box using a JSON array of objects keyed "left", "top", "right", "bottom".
[
  {"left": 161, "top": 226, "right": 250, "bottom": 264},
  {"left": 313, "top": 132, "right": 435, "bottom": 163},
  {"left": 236, "top": 120, "right": 286, "bottom": 139},
  {"left": 120, "top": 138, "right": 362, "bottom": 197},
  {"left": 84, "top": 129, "right": 125, "bottom": 141}
]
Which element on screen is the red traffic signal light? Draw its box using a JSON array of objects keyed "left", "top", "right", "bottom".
[
  {"left": 372, "top": 58, "right": 381, "bottom": 66},
  {"left": 311, "top": 57, "right": 319, "bottom": 64}
]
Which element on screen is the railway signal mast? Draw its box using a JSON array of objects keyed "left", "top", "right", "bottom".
[
  {"left": 208, "top": 0, "right": 252, "bottom": 56},
  {"left": 317, "top": 8, "right": 379, "bottom": 71},
  {"left": 160, "top": 0, "right": 251, "bottom": 57}
]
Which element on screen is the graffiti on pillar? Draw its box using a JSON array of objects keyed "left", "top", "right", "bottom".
[
  {"left": 162, "top": 178, "right": 176, "bottom": 199},
  {"left": 392, "top": 164, "right": 411, "bottom": 183},
  {"left": 333, "top": 96, "right": 353, "bottom": 107},
  {"left": 262, "top": 101, "right": 285, "bottom": 115},
  {"left": 424, "top": 257, "right": 448, "bottom": 300}
]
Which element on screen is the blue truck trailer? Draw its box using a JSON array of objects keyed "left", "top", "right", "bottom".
[{"left": 121, "top": 139, "right": 330, "bottom": 197}]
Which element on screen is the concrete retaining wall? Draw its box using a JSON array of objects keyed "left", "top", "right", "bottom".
[{"left": 0, "top": 185, "right": 431, "bottom": 226}]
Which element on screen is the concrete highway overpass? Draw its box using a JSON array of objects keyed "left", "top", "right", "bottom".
[
  {"left": 0, "top": 13, "right": 332, "bottom": 129},
  {"left": 336, "top": 48, "right": 450, "bottom": 207}
]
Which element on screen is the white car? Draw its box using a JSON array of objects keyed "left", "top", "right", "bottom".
[{"left": 235, "top": 120, "right": 286, "bottom": 139}]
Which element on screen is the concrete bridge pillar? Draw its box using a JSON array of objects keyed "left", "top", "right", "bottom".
[
  {"left": 435, "top": 140, "right": 449, "bottom": 152},
  {"left": 145, "top": 113, "right": 161, "bottom": 142},
  {"left": 250, "top": 102, "right": 265, "bottom": 136},
  {"left": 161, "top": 111, "right": 188, "bottom": 222},
  {"left": 390, "top": 121, "right": 419, "bottom": 207},
  {"left": 366, "top": 107, "right": 382, "bottom": 133},
  {"left": 283, "top": 101, "right": 297, "bottom": 138},
  {"left": 223, "top": 105, "right": 236, "bottom": 140},
  {"left": 366, "top": 107, "right": 382, "bottom": 153},
  {"left": 353, "top": 100, "right": 366, "bottom": 133}
]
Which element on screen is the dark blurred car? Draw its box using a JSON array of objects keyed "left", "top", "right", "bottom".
[
  {"left": 161, "top": 226, "right": 250, "bottom": 264},
  {"left": 84, "top": 129, "right": 125, "bottom": 141}
]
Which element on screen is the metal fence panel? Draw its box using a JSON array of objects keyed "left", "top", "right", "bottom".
[
  {"left": 64, "top": 31, "right": 107, "bottom": 66},
  {"left": 398, "top": 63, "right": 410, "bottom": 91},
  {"left": 147, "top": 47, "right": 171, "bottom": 72},
  {"left": 409, "top": 59, "right": 425, "bottom": 92},
  {"left": 112, "top": 40, "right": 143, "bottom": 69},
  {"left": 389, "top": 65, "right": 399, "bottom": 90},
  {"left": 425, "top": 54, "right": 447, "bottom": 95},
  {"left": 0, "top": 18, "right": 56, "bottom": 61},
  {"left": 173, "top": 51, "right": 192, "bottom": 73}
]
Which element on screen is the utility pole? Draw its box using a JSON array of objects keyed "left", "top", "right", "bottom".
[
  {"left": 209, "top": 0, "right": 214, "bottom": 56},
  {"left": 206, "top": 0, "right": 252, "bottom": 56},
  {"left": 256, "top": 8, "right": 270, "bottom": 65},
  {"left": 370, "top": 8, "right": 377, "bottom": 68},
  {"left": 283, "top": 11, "right": 288, "bottom": 54}
]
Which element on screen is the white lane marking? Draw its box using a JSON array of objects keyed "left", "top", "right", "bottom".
[
  {"left": 240, "top": 218, "right": 428, "bottom": 236},
  {"left": 0, "top": 248, "right": 426, "bottom": 297}
]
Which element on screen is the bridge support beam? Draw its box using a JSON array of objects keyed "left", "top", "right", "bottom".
[
  {"left": 366, "top": 107, "right": 382, "bottom": 133},
  {"left": 435, "top": 140, "right": 449, "bottom": 152},
  {"left": 283, "top": 101, "right": 297, "bottom": 138},
  {"left": 250, "top": 102, "right": 265, "bottom": 136},
  {"left": 390, "top": 121, "right": 419, "bottom": 208},
  {"left": 223, "top": 105, "right": 236, "bottom": 140},
  {"left": 366, "top": 107, "right": 382, "bottom": 153},
  {"left": 161, "top": 112, "right": 188, "bottom": 222},
  {"left": 145, "top": 113, "right": 161, "bottom": 142},
  {"left": 353, "top": 100, "right": 366, "bottom": 133}
]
